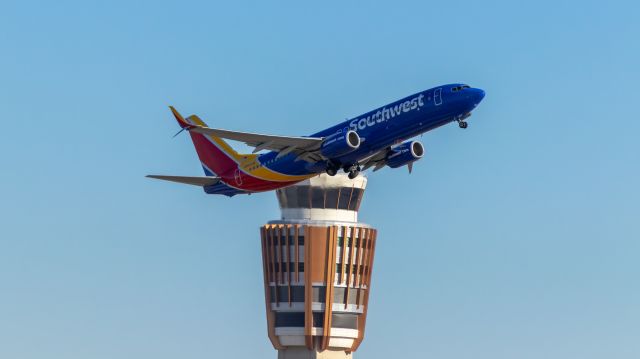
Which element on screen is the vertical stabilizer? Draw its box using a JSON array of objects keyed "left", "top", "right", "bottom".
[{"left": 169, "top": 106, "right": 241, "bottom": 176}]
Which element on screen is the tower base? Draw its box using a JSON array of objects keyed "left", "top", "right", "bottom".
[{"left": 278, "top": 348, "right": 352, "bottom": 359}]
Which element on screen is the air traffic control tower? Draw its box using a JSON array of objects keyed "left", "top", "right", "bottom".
[{"left": 260, "top": 174, "right": 377, "bottom": 359}]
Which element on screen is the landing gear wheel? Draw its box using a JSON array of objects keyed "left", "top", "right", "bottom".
[
  {"left": 347, "top": 165, "right": 361, "bottom": 179},
  {"left": 458, "top": 121, "right": 468, "bottom": 129},
  {"left": 325, "top": 161, "right": 340, "bottom": 176}
]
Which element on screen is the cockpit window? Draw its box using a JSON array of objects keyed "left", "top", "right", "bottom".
[{"left": 451, "top": 85, "right": 471, "bottom": 92}]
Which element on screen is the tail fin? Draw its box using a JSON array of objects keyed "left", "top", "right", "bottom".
[
  {"left": 169, "top": 106, "right": 190, "bottom": 128},
  {"left": 169, "top": 106, "right": 243, "bottom": 176}
]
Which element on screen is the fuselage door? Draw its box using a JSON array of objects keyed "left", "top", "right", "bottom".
[
  {"left": 434, "top": 88, "right": 442, "bottom": 106},
  {"left": 234, "top": 168, "right": 244, "bottom": 186}
]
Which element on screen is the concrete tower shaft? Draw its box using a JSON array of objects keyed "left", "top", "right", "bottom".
[{"left": 260, "top": 174, "right": 377, "bottom": 359}]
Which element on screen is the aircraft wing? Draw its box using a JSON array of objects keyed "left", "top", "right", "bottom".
[
  {"left": 146, "top": 175, "right": 221, "bottom": 186},
  {"left": 187, "top": 125, "right": 324, "bottom": 160},
  {"left": 360, "top": 144, "right": 420, "bottom": 174},
  {"left": 360, "top": 148, "right": 390, "bottom": 172}
]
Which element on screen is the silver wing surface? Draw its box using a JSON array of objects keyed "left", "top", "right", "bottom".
[
  {"left": 360, "top": 148, "right": 391, "bottom": 172},
  {"left": 146, "top": 175, "right": 221, "bottom": 186},
  {"left": 186, "top": 120, "right": 325, "bottom": 162}
]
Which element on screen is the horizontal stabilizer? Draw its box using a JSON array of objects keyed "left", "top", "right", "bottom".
[{"left": 146, "top": 175, "right": 221, "bottom": 187}]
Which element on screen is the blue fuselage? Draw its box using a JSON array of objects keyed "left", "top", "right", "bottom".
[{"left": 258, "top": 83, "right": 485, "bottom": 175}]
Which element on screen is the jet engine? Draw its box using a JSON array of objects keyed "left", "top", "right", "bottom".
[
  {"left": 386, "top": 140, "right": 425, "bottom": 168},
  {"left": 320, "top": 130, "right": 361, "bottom": 158}
]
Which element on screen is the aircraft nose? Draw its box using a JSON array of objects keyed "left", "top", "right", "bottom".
[{"left": 471, "top": 88, "right": 485, "bottom": 104}]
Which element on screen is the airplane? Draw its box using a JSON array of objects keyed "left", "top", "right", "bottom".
[{"left": 147, "top": 84, "right": 485, "bottom": 196}]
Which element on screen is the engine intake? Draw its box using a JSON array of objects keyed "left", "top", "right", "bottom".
[
  {"left": 386, "top": 140, "right": 425, "bottom": 168},
  {"left": 320, "top": 130, "right": 361, "bottom": 158}
]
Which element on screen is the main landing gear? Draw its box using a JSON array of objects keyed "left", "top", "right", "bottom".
[
  {"left": 325, "top": 162, "right": 361, "bottom": 179},
  {"left": 325, "top": 162, "right": 339, "bottom": 176},
  {"left": 345, "top": 164, "right": 361, "bottom": 179}
]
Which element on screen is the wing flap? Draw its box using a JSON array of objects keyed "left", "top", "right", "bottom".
[
  {"left": 360, "top": 148, "right": 390, "bottom": 171},
  {"left": 146, "top": 175, "right": 221, "bottom": 187}
]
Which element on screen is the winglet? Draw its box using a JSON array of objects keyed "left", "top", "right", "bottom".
[{"left": 169, "top": 106, "right": 191, "bottom": 128}]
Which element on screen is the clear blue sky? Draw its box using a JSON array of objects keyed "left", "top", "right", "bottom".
[{"left": 1, "top": 1, "right": 639, "bottom": 358}]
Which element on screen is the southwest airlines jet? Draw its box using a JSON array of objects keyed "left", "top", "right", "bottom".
[{"left": 148, "top": 84, "right": 485, "bottom": 196}]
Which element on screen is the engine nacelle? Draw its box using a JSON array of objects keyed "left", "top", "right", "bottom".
[
  {"left": 386, "top": 140, "right": 425, "bottom": 168},
  {"left": 320, "top": 130, "right": 361, "bottom": 158}
]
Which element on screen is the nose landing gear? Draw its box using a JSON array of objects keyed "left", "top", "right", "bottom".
[{"left": 457, "top": 113, "right": 470, "bottom": 129}]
